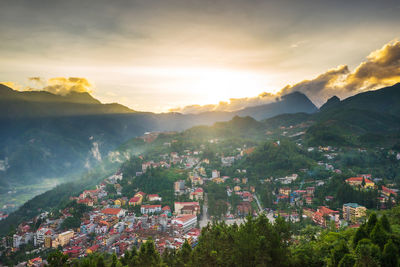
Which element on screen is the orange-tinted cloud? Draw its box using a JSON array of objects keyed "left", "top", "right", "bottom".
[
  {"left": 169, "top": 92, "right": 278, "bottom": 113},
  {"left": 344, "top": 40, "right": 400, "bottom": 91},
  {"left": 42, "top": 77, "right": 93, "bottom": 95},
  {"left": 171, "top": 40, "right": 400, "bottom": 113}
]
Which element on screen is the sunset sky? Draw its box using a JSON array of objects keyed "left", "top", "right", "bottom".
[{"left": 1, "top": 0, "right": 400, "bottom": 112}]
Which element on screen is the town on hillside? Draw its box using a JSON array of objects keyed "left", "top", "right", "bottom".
[{"left": 2, "top": 128, "right": 400, "bottom": 266}]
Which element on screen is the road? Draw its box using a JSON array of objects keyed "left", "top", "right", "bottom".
[
  {"left": 199, "top": 192, "right": 275, "bottom": 228},
  {"left": 199, "top": 193, "right": 210, "bottom": 228},
  {"left": 254, "top": 194, "right": 275, "bottom": 223}
]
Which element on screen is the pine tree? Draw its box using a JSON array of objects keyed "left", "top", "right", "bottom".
[
  {"left": 96, "top": 256, "right": 105, "bottom": 267},
  {"left": 382, "top": 239, "right": 398, "bottom": 267},
  {"left": 338, "top": 254, "right": 356, "bottom": 267},
  {"left": 380, "top": 214, "right": 391, "bottom": 233},
  {"left": 370, "top": 221, "right": 387, "bottom": 250},
  {"left": 366, "top": 213, "right": 378, "bottom": 234}
]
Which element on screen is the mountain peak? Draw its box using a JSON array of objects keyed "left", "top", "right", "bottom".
[{"left": 320, "top": 95, "right": 341, "bottom": 111}]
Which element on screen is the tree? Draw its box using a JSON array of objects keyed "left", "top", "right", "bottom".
[
  {"left": 329, "top": 240, "right": 349, "bottom": 267},
  {"left": 47, "top": 250, "right": 68, "bottom": 267},
  {"left": 354, "top": 239, "right": 381, "bottom": 267},
  {"left": 136, "top": 239, "right": 161, "bottom": 266},
  {"left": 382, "top": 239, "right": 398, "bottom": 267},
  {"left": 111, "top": 253, "right": 118, "bottom": 267},
  {"left": 370, "top": 221, "right": 388, "bottom": 249},
  {"left": 96, "top": 255, "right": 105, "bottom": 267},
  {"left": 105, "top": 184, "right": 117, "bottom": 195},
  {"left": 177, "top": 240, "right": 192, "bottom": 266},
  {"left": 380, "top": 215, "right": 391, "bottom": 233},
  {"left": 338, "top": 254, "right": 356, "bottom": 267},
  {"left": 366, "top": 213, "right": 378, "bottom": 234},
  {"left": 353, "top": 225, "right": 367, "bottom": 248}
]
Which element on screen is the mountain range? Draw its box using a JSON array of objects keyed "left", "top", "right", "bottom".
[
  {"left": 0, "top": 82, "right": 400, "bottom": 234},
  {"left": 0, "top": 84, "right": 317, "bottom": 192}
]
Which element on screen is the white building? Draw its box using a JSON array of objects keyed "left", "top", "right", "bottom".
[{"left": 172, "top": 214, "right": 197, "bottom": 233}]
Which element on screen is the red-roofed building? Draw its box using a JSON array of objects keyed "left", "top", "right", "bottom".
[
  {"left": 102, "top": 208, "right": 125, "bottom": 218},
  {"left": 28, "top": 257, "right": 42, "bottom": 267},
  {"left": 312, "top": 206, "right": 339, "bottom": 228},
  {"left": 129, "top": 196, "right": 142, "bottom": 206},
  {"left": 172, "top": 214, "right": 197, "bottom": 232},
  {"left": 87, "top": 244, "right": 99, "bottom": 254},
  {"left": 382, "top": 186, "right": 397, "bottom": 197},
  {"left": 346, "top": 177, "right": 375, "bottom": 189},
  {"left": 189, "top": 188, "right": 204, "bottom": 200}
]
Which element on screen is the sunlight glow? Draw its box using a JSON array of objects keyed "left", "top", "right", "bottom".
[{"left": 120, "top": 66, "right": 275, "bottom": 105}]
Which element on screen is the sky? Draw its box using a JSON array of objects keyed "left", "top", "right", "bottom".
[{"left": 1, "top": 0, "right": 400, "bottom": 113}]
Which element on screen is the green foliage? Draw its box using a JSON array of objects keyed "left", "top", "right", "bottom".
[
  {"left": 47, "top": 250, "right": 69, "bottom": 267},
  {"left": 382, "top": 239, "right": 398, "bottom": 267},
  {"left": 244, "top": 139, "right": 315, "bottom": 177}
]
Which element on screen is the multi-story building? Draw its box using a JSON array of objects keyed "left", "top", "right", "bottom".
[
  {"left": 342, "top": 203, "right": 366, "bottom": 222},
  {"left": 172, "top": 214, "right": 197, "bottom": 233}
]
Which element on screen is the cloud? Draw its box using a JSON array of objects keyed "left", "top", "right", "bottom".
[
  {"left": 169, "top": 92, "right": 278, "bottom": 113},
  {"left": 279, "top": 65, "right": 350, "bottom": 105},
  {"left": 0, "top": 81, "right": 22, "bottom": 91},
  {"left": 171, "top": 39, "right": 400, "bottom": 113},
  {"left": 344, "top": 40, "right": 400, "bottom": 91},
  {"left": 282, "top": 40, "right": 400, "bottom": 105},
  {"left": 43, "top": 77, "right": 93, "bottom": 95},
  {"left": 2, "top": 77, "right": 94, "bottom": 96}
]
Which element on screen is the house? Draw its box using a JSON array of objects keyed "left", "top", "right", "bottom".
[
  {"left": 174, "top": 180, "right": 185, "bottom": 194},
  {"left": 212, "top": 170, "right": 220, "bottom": 178},
  {"left": 343, "top": 203, "right": 366, "bottom": 222},
  {"left": 234, "top": 186, "right": 241, "bottom": 192},
  {"left": 141, "top": 205, "right": 162, "bottom": 214},
  {"left": 28, "top": 257, "right": 43, "bottom": 267},
  {"left": 114, "top": 199, "right": 122, "bottom": 207},
  {"left": 306, "top": 187, "right": 315, "bottom": 195},
  {"left": 129, "top": 196, "right": 142, "bottom": 206},
  {"left": 148, "top": 194, "right": 162, "bottom": 202},
  {"left": 135, "top": 191, "right": 146, "bottom": 199},
  {"left": 172, "top": 214, "right": 197, "bottom": 233},
  {"left": 346, "top": 177, "right": 375, "bottom": 189},
  {"left": 78, "top": 198, "right": 94, "bottom": 206},
  {"left": 174, "top": 202, "right": 200, "bottom": 215},
  {"left": 237, "top": 202, "right": 252, "bottom": 216},
  {"left": 279, "top": 188, "right": 291, "bottom": 196},
  {"left": 212, "top": 177, "right": 224, "bottom": 184},
  {"left": 79, "top": 189, "right": 99, "bottom": 199},
  {"left": 53, "top": 230, "right": 74, "bottom": 247},
  {"left": 382, "top": 186, "right": 397, "bottom": 197},
  {"left": 101, "top": 208, "right": 125, "bottom": 218},
  {"left": 242, "top": 191, "right": 253, "bottom": 202},
  {"left": 86, "top": 244, "right": 99, "bottom": 254},
  {"left": 312, "top": 206, "right": 339, "bottom": 228},
  {"left": 162, "top": 206, "right": 172, "bottom": 216},
  {"left": 189, "top": 188, "right": 204, "bottom": 201}
]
